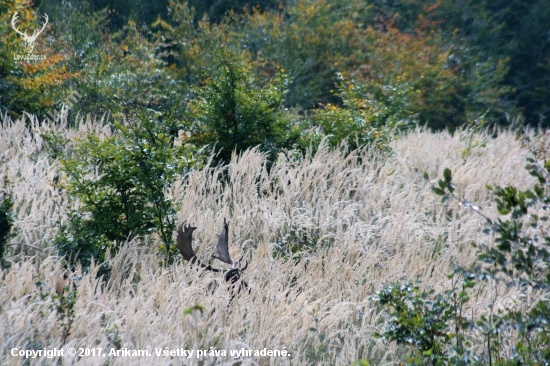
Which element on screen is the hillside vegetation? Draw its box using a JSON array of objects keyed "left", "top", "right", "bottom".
[
  {"left": 2, "top": 0, "right": 550, "bottom": 363},
  {"left": 1, "top": 114, "right": 547, "bottom": 364}
]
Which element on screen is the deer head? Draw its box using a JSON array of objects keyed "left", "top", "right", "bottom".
[
  {"left": 177, "top": 219, "right": 249, "bottom": 295},
  {"left": 11, "top": 11, "right": 49, "bottom": 54}
]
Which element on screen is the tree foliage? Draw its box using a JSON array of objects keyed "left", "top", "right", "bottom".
[
  {"left": 0, "top": 193, "right": 15, "bottom": 269},
  {"left": 0, "top": 0, "right": 77, "bottom": 118},
  {"left": 186, "top": 54, "right": 291, "bottom": 164},
  {"left": 54, "top": 113, "right": 192, "bottom": 270}
]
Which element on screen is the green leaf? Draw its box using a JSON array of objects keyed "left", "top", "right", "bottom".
[
  {"left": 183, "top": 304, "right": 205, "bottom": 315},
  {"left": 443, "top": 168, "right": 452, "bottom": 183},
  {"left": 497, "top": 208, "right": 510, "bottom": 215},
  {"left": 432, "top": 187, "right": 445, "bottom": 196}
]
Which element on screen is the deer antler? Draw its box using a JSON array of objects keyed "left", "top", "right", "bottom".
[
  {"left": 176, "top": 221, "right": 220, "bottom": 272},
  {"left": 213, "top": 218, "right": 239, "bottom": 268},
  {"left": 177, "top": 219, "right": 250, "bottom": 299}
]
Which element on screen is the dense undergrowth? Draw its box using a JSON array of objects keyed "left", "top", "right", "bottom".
[{"left": 1, "top": 113, "right": 548, "bottom": 365}]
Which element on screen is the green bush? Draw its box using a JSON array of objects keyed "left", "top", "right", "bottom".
[
  {"left": 76, "top": 20, "right": 181, "bottom": 120},
  {"left": 54, "top": 113, "right": 192, "bottom": 270},
  {"left": 374, "top": 146, "right": 550, "bottom": 364},
  {"left": 186, "top": 54, "right": 293, "bottom": 164},
  {"left": 374, "top": 271, "right": 475, "bottom": 365},
  {"left": 431, "top": 159, "right": 550, "bottom": 364},
  {"left": 0, "top": 193, "right": 15, "bottom": 269},
  {"left": 310, "top": 74, "right": 404, "bottom": 153}
]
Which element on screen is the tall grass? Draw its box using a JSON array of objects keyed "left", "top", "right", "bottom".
[{"left": 0, "top": 114, "right": 538, "bottom": 365}]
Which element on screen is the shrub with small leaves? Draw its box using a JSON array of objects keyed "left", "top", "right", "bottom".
[
  {"left": 55, "top": 112, "right": 193, "bottom": 271},
  {"left": 0, "top": 193, "right": 15, "bottom": 269},
  {"left": 374, "top": 270, "right": 475, "bottom": 365},
  {"left": 310, "top": 74, "right": 407, "bottom": 153},
  {"left": 186, "top": 53, "right": 292, "bottom": 165},
  {"left": 424, "top": 143, "right": 550, "bottom": 364}
]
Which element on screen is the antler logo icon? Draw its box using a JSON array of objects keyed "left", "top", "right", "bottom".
[{"left": 11, "top": 11, "right": 48, "bottom": 54}]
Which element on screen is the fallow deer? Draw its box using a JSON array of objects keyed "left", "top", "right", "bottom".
[{"left": 176, "top": 219, "right": 250, "bottom": 298}]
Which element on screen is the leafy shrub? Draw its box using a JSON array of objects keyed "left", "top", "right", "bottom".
[
  {"left": 75, "top": 19, "right": 181, "bottom": 120},
  {"left": 310, "top": 74, "right": 403, "bottom": 153},
  {"left": 0, "top": 193, "right": 15, "bottom": 269},
  {"left": 431, "top": 159, "right": 550, "bottom": 364},
  {"left": 186, "top": 54, "right": 293, "bottom": 164},
  {"left": 229, "top": 0, "right": 367, "bottom": 109},
  {"left": 54, "top": 113, "right": 192, "bottom": 270},
  {"left": 374, "top": 271, "right": 475, "bottom": 365},
  {"left": 375, "top": 143, "right": 550, "bottom": 364}
]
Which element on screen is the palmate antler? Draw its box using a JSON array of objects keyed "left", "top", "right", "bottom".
[
  {"left": 213, "top": 218, "right": 248, "bottom": 270},
  {"left": 176, "top": 222, "right": 221, "bottom": 272},
  {"left": 176, "top": 219, "right": 249, "bottom": 295}
]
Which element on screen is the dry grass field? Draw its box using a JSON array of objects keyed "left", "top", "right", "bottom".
[{"left": 0, "top": 114, "right": 542, "bottom": 365}]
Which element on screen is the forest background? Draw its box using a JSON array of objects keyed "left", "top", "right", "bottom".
[{"left": 2, "top": 0, "right": 550, "bottom": 140}]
